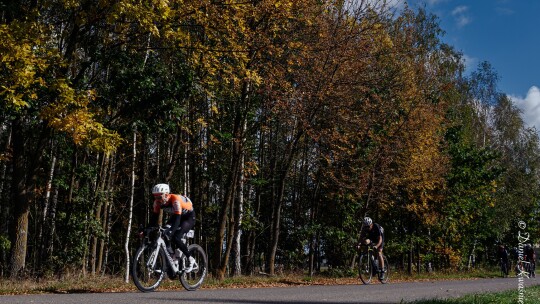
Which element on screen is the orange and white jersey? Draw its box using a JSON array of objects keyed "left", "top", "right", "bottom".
[{"left": 153, "top": 194, "right": 193, "bottom": 215}]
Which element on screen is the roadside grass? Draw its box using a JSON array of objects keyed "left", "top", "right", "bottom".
[
  {"left": 390, "top": 268, "right": 501, "bottom": 282},
  {"left": 408, "top": 284, "right": 540, "bottom": 304},
  {"left": 0, "top": 267, "right": 516, "bottom": 295}
]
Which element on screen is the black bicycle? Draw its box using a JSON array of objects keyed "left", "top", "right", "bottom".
[
  {"left": 132, "top": 226, "right": 207, "bottom": 292},
  {"left": 358, "top": 244, "right": 389, "bottom": 284}
]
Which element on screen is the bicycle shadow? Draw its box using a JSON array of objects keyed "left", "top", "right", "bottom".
[{"left": 149, "top": 298, "right": 393, "bottom": 304}]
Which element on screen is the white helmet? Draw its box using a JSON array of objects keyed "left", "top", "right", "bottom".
[
  {"left": 363, "top": 217, "right": 373, "bottom": 226},
  {"left": 152, "top": 183, "right": 170, "bottom": 194}
]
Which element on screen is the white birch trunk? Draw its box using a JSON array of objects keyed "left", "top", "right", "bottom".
[
  {"left": 233, "top": 151, "right": 244, "bottom": 276},
  {"left": 125, "top": 128, "right": 137, "bottom": 282}
]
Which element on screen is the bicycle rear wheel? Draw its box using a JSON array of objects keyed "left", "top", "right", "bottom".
[
  {"left": 358, "top": 254, "right": 373, "bottom": 284},
  {"left": 378, "top": 255, "right": 389, "bottom": 284},
  {"left": 180, "top": 244, "right": 208, "bottom": 291},
  {"left": 132, "top": 244, "right": 166, "bottom": 292}
]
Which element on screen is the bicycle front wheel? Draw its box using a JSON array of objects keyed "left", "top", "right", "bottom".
[
  {"left": 358, "top": 254, "right": 373, "bottom": 284},
  {"left": 180, "top": 244, "right": 208, "bottom": 291},
  {"left": 132, "top": 244, "right": 166, "bottom": 292}
]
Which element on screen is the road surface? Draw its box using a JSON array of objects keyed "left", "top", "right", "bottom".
[{"left": 0, "top": 277, "right": 538, "bottom": 304}]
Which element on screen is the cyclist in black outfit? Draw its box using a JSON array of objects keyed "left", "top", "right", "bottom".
[
  {"left": 524, "top": 243, "right": 536, "bottom": 278},
  {"left": 496, "top": 244, "right": 509, "bottom": 276},
  {"left": 359, "top": 217, "right": 385, "bottom": 275}
]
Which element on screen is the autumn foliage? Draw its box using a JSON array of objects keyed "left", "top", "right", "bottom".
[{"left": 0, "top": 0, "right": 538, "bottom": 279}]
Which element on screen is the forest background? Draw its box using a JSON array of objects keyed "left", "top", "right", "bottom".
[{"left": 1, "top": 0, "right": 539, "bottom": 281}]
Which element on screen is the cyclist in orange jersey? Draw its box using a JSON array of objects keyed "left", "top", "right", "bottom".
[{"left": 150, "top": 183, "right": 196, "bottom": 272}]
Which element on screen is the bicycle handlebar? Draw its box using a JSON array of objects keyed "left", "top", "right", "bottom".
[{"left": 356, "top": 243, "right": 377, "bottom": 251}]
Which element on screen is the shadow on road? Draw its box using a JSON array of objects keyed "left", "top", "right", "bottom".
[{"left": 148, "top": 297, "right": 393, "bottom": 304}]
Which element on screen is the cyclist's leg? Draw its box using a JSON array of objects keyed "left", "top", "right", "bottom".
[
  {"left": 174, "top": 212, "right": 196, "bottom": 257},
  {"left": 377, "top": 243, "right": 385, "bottom": 272}
]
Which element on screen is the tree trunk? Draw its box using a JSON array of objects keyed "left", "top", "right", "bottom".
[
  {"left": 9, "top": 118, "right": 29, "bottom": 278},
  {"left": 165, "top": 126, "right": 182, "bottom": 183},
  {"left": 0, "top": 127, "right": 11, "bottom": 273},
  {"left": 267, "top": 175, "right": 286, "bottom": 275},
  {"left": 308, "top": 172, "right": 321, "bottom": 277},
  {"left": 242, "top": 182, "right": 260, "bottom": 276},
  {"left": 267, "top": 131, "right": 302, "bottom": 275},
  {"left": 125, "top": 129, "right": 136, "bottom": 282},
  {"left": 417, "top": 242, "right": 421, "bottom": 274},
  {"left": 92, "top": 153, "right": 110, "bottom": 274},
  {"left": 97, "top": 154, "right": 111, "bottom": 274},
  {"left": 214, "top": 140, "right": 242, "bottom": 279},
  {"left": 408, "top": 242, "right": 413, "bottom": 275},
  {"left": 0, "top": 126, "right": 11, "bottom": 221},
  {"left": 102, "top": 201, "right": 113, "bottom": 275},
  {"left": 45, "top": 187, "right": 59, "bottom": 264},
  {"left": 213, "top": 100, "right": 247, "bottom": 279},
  {"left": 91, "top": 154, "right": 107, "bottom": 275},
  {"left": 38, "top": 153, "right": 56, "bottom": 271},
  {"left": 231, "top": 151, "right": 244, "bottom": 277}
]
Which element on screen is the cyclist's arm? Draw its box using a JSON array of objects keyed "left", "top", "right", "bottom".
[
  {"left": 374, "top": 237, "right": 382, "bottom": 249},
  {"left": 372, "top": 225, "right": 382, "bottom": 248},
  {"left": 149, "top": 211, "right": 159, "bottom": 227},
  {"left": 166, "top": 198, "right": 183, "bottom": 233},
  {"left": 148, "top": 199, "right": 162, "bottom": 227}
]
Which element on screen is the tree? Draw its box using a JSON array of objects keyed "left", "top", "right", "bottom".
[{"left": 1, "top": 4, "right": 120, "bottom": 277}]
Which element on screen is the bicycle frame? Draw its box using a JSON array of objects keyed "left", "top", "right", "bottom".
[
  {"left": 142, "top": 227, "right": 190, "bottom": 274},
  {"left": 364, "top": 246, "right": 381, "bottom": 268},
  {"left": 148, "top": 235, "right": 180, "bottom": 274},
  {"left": 133, "top": 226, "right": 207, "bottom": 292}
]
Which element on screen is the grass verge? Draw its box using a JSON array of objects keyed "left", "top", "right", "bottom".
[{"left": 407, "top": 284, "right": 540, "bottom": 304}]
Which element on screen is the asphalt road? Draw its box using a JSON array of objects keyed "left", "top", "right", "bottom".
[{"left": 1, "top": 277, "right": 538, "bottom": 304}]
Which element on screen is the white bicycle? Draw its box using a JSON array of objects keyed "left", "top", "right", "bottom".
[{"left": 132, "top": 226, "right": 207, "bottom": 292}]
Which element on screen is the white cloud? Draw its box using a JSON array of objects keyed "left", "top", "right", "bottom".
[
  {"left": 510, "top": 86, "right": 540, "bottom": 131},
  {"left": 451, "top": 6, "right": 468, "bottom": 15},
  {"left": 461, "top": 54, "right": 478, "bottom": 73},
  {"left": 388, "top": 0, "right": 406, "bottom": 10},
  {"left": 451, "top": 5, "right": 471, "bottom": 28}
]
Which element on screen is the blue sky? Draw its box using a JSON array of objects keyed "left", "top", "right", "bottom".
[{"left": 402, "top": 0, "right": 540, "bottom": 130}]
